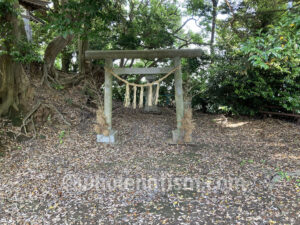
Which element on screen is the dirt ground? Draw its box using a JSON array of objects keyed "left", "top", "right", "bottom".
[{"left": 0, "top": 87, "right": 299, "bottom": 224}]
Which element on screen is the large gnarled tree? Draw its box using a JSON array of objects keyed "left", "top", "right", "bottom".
[{"left": 0, "top": 1, "right": 31, "bottom": 116}]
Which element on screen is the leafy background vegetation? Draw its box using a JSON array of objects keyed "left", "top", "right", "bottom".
[{"left": 0, "top": 0, "right": 299, "bottom": 116}]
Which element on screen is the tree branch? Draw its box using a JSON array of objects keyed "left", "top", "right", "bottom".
[{"left": 173, "top": 17, "right": 197, "bottom": 34}]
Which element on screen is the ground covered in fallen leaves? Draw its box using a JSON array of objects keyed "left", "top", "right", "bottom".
[{"left": 0, "top": 87, "right": 300, "bottom": 224}]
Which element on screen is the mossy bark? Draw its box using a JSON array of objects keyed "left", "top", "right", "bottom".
[
  {"left": 0, "top": 2, "right": 31, "bottom": 117},
  {"left": 0, "top": 55, "right": 30, "bottom": 116}
]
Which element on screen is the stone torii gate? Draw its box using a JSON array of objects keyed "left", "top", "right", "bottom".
[{"left": 85, "top": 49, "right": 204, "bottom": 143}]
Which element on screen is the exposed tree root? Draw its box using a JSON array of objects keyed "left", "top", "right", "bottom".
[
  {"left": 44, "top": 103, "right": 71, "bottom": 126},
  {"left": 21, "top": 101, "right": 71, "bottom": 137},
  {"left": 41, "top": 64, "right": 62, "bottom": 88},
  {"left": 68, "top": 102, "right": 96, "bottom": 115},
  {"left": 30, "top": 116, "right": 37, "bottom": 139},
  {"left": 41, "top": 66, "right": 85, "bottom": 89},
  {"left": 21, "top": 101, "right": 41, "bottom": 135}
]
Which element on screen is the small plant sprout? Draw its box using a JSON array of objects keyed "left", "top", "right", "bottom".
[
  {"left": 52, "top": 83, "right": 64, "bottom": 90},
  {"left": 59, "top": 130, "right": 65, "bottom": 144},
  {"left": 240, "top": 159, "right": 254, "bottom": 166},
  {"left": 278, "top": 171, "right": 291, "bottom": 181},
  {"left": 65, "top": 98, "right": 73, "bottom": 105},
  {"left": 240, "top": 160, "right": 247, "bottom": 166}
]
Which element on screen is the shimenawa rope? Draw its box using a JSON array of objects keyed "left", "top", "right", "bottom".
[{"left": 104, "top": 66, "right": 180, "bottom": 107}]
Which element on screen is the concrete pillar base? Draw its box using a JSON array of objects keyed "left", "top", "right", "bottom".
[
  {"left": 97, "top": 130, "right": 117, "bottom": 144},
  {"left": 172, "top": 129, "right": 184, "bottom": 143},
  {"left": 144, "top": 105, "right": 161, "bottom": 113}
]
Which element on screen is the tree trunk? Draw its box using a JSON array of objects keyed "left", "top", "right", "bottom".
[
  {"left": 210, "top": 0, "right": 218, "bottom": 61},
  {"left": 0, "top": 56, "right": 31, "bottom": 116},
  {"left": 61, "top": 48, "right": 72, "bottom": 73},
  {"left": 0, "top": 2, "right": 31, "bottom": 116},
  {"left": 78, "top": 37, "right": 89, "bottom": 74},
  {"left": 43, "top": 35, "right": 74, "bottom": 80},
  {"left": 43, "top": 0, "right": 74, "bottom": 81}
]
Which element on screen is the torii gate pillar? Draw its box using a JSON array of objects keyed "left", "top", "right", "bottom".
[
  {"left": 172, "top": 57, "right": 184, "bottom": 143},
  {"left": 104, "top": 59, "right": 113, "bottom": 130},
  {"left": 96, "top": 58, "right": 117, "bottom": 144}
]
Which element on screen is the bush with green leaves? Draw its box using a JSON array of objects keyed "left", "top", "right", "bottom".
[
  {"left": 193, "top": 10, "right": 300, "bottom": 115},
  {"left": 239, "top": 11, "right": 300, "bottom": 113}
]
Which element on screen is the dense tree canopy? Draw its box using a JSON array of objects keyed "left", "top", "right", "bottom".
[{"left": 0, "top": 0, "right": 299, "bottom": 117}]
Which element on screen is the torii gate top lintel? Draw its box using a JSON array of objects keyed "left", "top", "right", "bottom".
[{"left": 85, "top": 49, "right": 205, "bottom": 60}]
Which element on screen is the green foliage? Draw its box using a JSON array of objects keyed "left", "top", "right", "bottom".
[
  {"left": 0, "top": 0, "right": 43, "bottom": 64},
  {"left": 185, "top": 0, "right": 218, "bottom": 39},
  {"left": 239, "top": 10, "right": 300, "bottom": 112},
  {"left": 0, "top": 38, "right": 42, "bottom": 63},
  {"left": 205, "top": 56, "right": 299, "bottom": 115},
  {"left": 186, "top": 0, "right": 212, "bottom": 20},
  {"left": 89, "top": 0, "right": 181, "bottom": 51},
  {"left": 9, "top": 40, "right": 43, "bottom": 63},
  {"left": 190, "top": 5, "right": 300, "bottom": 115},
  {"left": 0, "top": 0, "right": 15, "bottom": 18},
  {"left": 58, "top": 130, "right": 65, "bottom": 144},
  {"left": 47, "top": 0, "right": 118, "bottom": 39},
  {"left": 0, "top": 1, "right": 16, "bottom": 49},
  {"left": 182, "top": 57, "right": 210, "bottom": 108},
  {"left": 241, "top": 11, "right": 300, "bottom": 77}
]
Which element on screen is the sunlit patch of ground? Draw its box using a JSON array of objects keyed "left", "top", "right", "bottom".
[{"left": 213, "top": 116, "right": 249, "bottom": 128}]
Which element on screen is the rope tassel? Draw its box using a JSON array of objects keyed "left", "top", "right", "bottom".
[
  {"left": 155, "top": 82, "right": 160, "bottom": 105},
  {"left": 139, "top": 86, "right": 144, "bottom": 108},
  {"left": 148, "top": 85, "right": 153, "bottom": 106},
  {"left": 133, "top": 85, "right": 137, "bottom": 109},
  {"left": 124, "top": 83, "right": 130, "bottom": 107}
]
